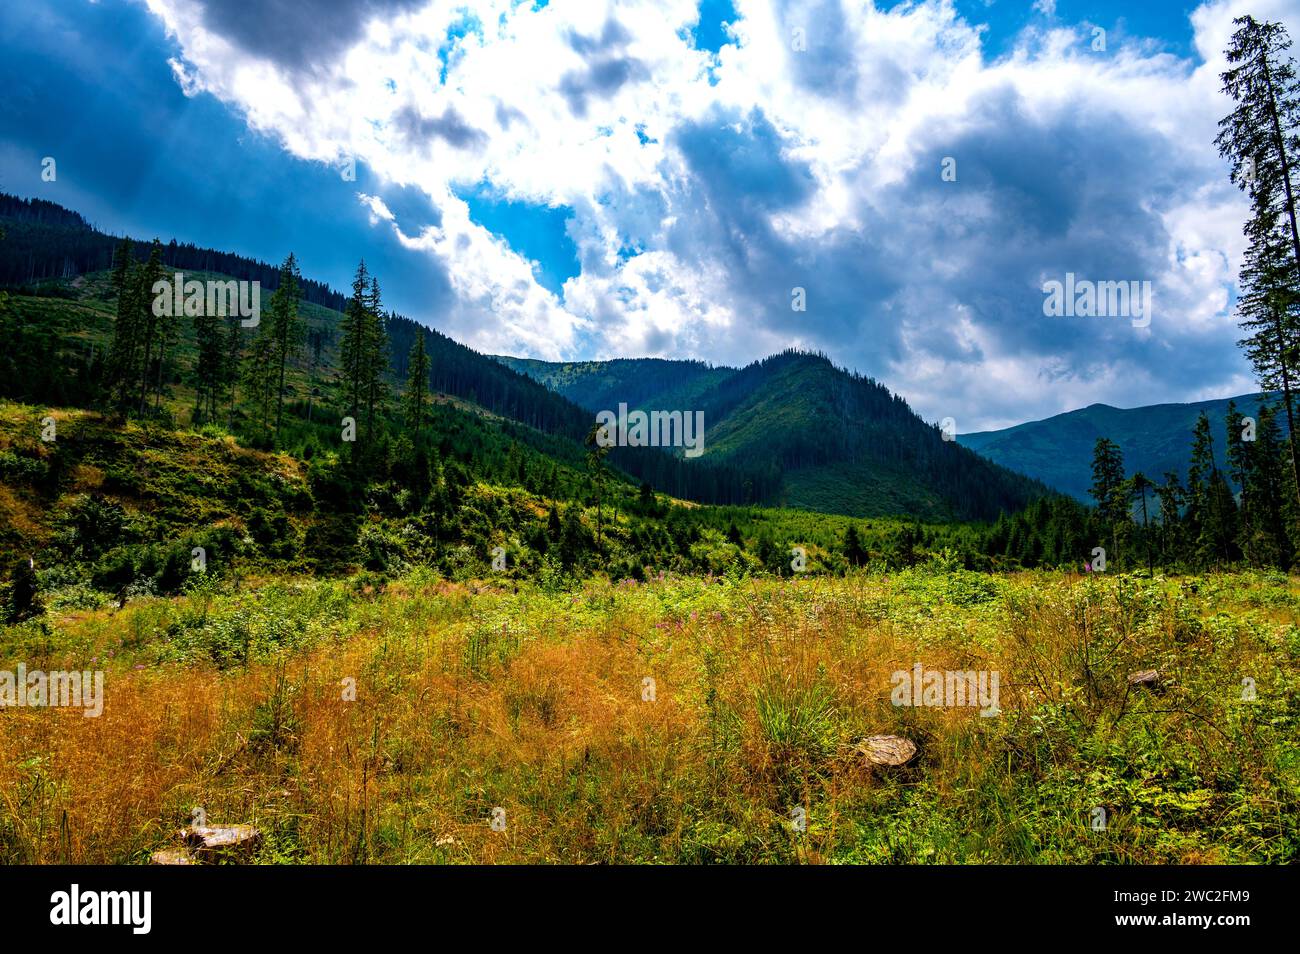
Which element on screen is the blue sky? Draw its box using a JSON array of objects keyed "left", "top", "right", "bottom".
[{"left": 0, "top": 0, "right": 1292, "bottom": 429}]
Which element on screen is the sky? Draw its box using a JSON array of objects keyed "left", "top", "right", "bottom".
[{"left": 0, "top": 0, "right": 1295, "bottom": 431}]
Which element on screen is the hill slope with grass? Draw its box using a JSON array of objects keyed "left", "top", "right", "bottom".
[
  {"left": 500, "top": 351, "right": 1051, "bottom": 520},
  {"left": 2, "top": 193, "right": 1045, "bottom": 521}
]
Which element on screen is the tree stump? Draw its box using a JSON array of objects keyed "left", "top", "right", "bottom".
[
  {"left": 1127, "top": 669, "right": 1163, "bottom": 690},
  {"left": 856, "top": 735, "right": 917, "bottom": 766},
  {"left": 180, "top": 825, "right": 262, "bottom": 863},
  {"left": 150, "top": 848, "right": 195, "bottom": 865}
]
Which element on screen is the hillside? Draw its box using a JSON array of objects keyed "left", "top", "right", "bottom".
[
  {"left": 498, "top": 352, "right": 1050, "bottom": 520},
  {"left": 959, "top": 393, "right": 1287, "bottom": 501},
  {"left": 1, "top": 193, "right": 1046, "bottom": 521}
]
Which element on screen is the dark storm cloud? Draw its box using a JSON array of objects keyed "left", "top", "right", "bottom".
[
  {"left": 653, "top": 81, "right": 1227, "bottom": 421},
  {"left": 893, "top": 83, "right": 1184, "bottom": 360}
]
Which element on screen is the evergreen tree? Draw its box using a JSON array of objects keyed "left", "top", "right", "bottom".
[
  {"left": 584, "top": 422, "right": 611, "bottom": 549},
  {"left": 193, "top": 305, "right": 224, "bottom": 422},
  {"left": 336, "top": 262, "right": 388, "bottom": 448},
  {"left": 135, "top": 240, "right": 164, "bottom": 416},
  {"left": 403, "top": 331, "right": 430, "bottom": 438},
  {"left": 223, "top": 315, "right": 244, "bottom": 430},
  {"left": 1219, "top": 15, "right": 1300, "bottom": 513},
  {"left": 1188, "top": 413, "right": 1238, "bottom": 566},
  {"left": 1089, "top": 437, "right": 1127, "bottom": 561},
  {"left": 106, "top": 239, "right": 141, "bottom": 410},
  {"left": 843, "top": 524, "right": 868, "bottom": 566},
  {"left": 1226, "top": 400, "right": 1251, "bottom": 540},
  {"left": 1244, "top": 402, "right": 1293, "bottom": 567},
  {"left": 1130, "top": 472, "right": 1155, "bottom": 574},
  {"left": 339, "top": 260, "right": 371, "bottom": 422},
  {"left": 363, "top": 281, "right": 388, "bottom": 433},
  {"left": 5, "top": 557, "right": 39, "bottom": 623},
  {"left": 269, "top": 253, "right": 303, "bottom": 445},
  {"left": 1155, "top": 472, "right": 1186, "bottom": 567},
  {"left": 242, "top": 307, "right": 278, "bottom": 441},
  {"left": 110, "top": 236, "right": 133, "bottom": 301}
]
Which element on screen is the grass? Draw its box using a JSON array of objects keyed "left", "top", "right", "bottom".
[{"left": 0, "top": 566, "right": 1295, "bottom": 864}]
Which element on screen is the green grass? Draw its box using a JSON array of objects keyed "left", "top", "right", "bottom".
[{"left": 0, "top": 566, "right": 1294, "bottom": 864}]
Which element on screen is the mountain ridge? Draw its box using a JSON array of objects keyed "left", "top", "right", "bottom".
[
  {"left": 1, "top": 192, "right": 1047, "bottom": 521},
  {"left": 959, "top": 391, "right": 1287, "bottom": 500}
]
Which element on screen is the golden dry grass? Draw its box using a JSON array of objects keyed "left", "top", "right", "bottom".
[{"left": 0, "top": 569, "right": 1295, "bottom": 864}]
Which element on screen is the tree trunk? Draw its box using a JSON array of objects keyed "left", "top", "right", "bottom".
[{"left": 275, "top": 351, "right": 287, "bottom": 447}]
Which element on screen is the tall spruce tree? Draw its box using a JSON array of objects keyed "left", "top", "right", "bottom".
[
  {"left": 242, "top": 307, "right": 278, "bottom": 441},
  {"left": 338, "top": 260, "right": 371, "bottom": 423},
  {"left": 1219, "top": 15, "right": 1300, "bottom": 513},
  {"left": 1188, "top": 412, "right": 1238, "bottom": 566},
  {"left": 363, "top": 279, "right": 388, "bottom": 433},
  {"left": 135, "top": 240, "right": 164, "bottom": 416},
  {"left": 1225, "top": 400, "right": 1251, "bottom": 540},
  {"left": 1155, "top": 472, "right": 1186, "bottom": 567},
  {"left": 193, "top": 305, "right": 224, "bottom": 422},
  {"left": 269, "top": 253, "right": 304, "bottom": 445},
  {"left": 403, "top": 331, "right": 431, "bottom": 438},
  {"left": 106, "top": 238, "right": 140, "bottom": 410},
  {"left": 1246, "top": 402, "right": 1293, "bottom": 567},
  {"left": 1089, "top": 437, "right": 1127, "bottom": 562},
  {"left": 1130, "top": 472, "right": 1155, "bottom": 574}
]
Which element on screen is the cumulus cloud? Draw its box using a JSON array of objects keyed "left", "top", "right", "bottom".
[{"left": 139, "top": 0, "right": 1300, "bottom": 428}]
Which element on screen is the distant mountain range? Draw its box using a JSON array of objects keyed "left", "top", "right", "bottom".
[
  {"left": 958, "top": 393, "right": 1286, "bottom": 501},
  {"left": 0, "top": 191, "right": 1047, "bottom": 522}
]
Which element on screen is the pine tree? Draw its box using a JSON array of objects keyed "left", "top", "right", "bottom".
[
  {"left": 1089, "top": 437, "right": 1127, "bottom": 562},
  {"left": 106, "top": 239, "right": 140, "bottom": 410},
  {"left": 338, "top": 260, "right": 371, "bottom": 422},
  {"left": 1219, "top": 15, "right": 1300, "bottom": 514},
  {"left": 403, "top": 330, "right": 430, "bottom": 438},
  {"left": 193, "top": 304, "right": 224, "bottom": 422},
  {"left": 1155, "top": 472, "right": 1186, "bottom": 567},
  {"left": 223, "top": 315, "right": 244, "bottom": 430},
  {"left": 337, "top": 263, "right": 388, "bottom": 447},
  {"left": 135, "top": 240, "right": 163, "bottom": 416},
  {"left": 1225, "top": 401, "right": 1251, "bottom": 548},
  {"left": 1235, "top": 198, "right": 1300, "bottom": 510},
  {"left": 110, "top": 237, "right": 133, "bottom": 301},
  {"left": 585, "top": 422, "right": 610, "bottom": 548},
  {"left": 843, "top": 524, "right": 867, "bottom": 566},
  {"left": 1130, "top": 472, "right": 1155, "bottom": 574},
  {"left": 1188, "top": 413, "right": 1238, "bottom": 566},
  {"left": 1244, "top": 402, "right": 1293, "bottom": 567},
  {"left": 363, "top": 279, "right": 385, "bottom": 432},
  {"left": 270, "top": 253, "right": 303, "bottom": 445},
  {"left": 242, "top": 309, "right": 278, "bottom": 442}
]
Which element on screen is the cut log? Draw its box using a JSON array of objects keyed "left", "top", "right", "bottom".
[
  {"left": 856, "top": 734, "right": 917, "bottom": 767},
  {"left": 1127, "top": 669, "right": 1163, "bottom": 690},
  {"left": 180, "top": 824, "right": 262, "bottom": 862},
  {"left": 150, "top": 848, "right": 195, "bottom": 865}
]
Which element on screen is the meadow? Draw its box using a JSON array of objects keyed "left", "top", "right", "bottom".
[{"left": 1, "top": 565, "right": 1295, "bottom": 864}]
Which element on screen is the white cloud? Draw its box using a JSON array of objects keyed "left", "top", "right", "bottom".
[{"left": 140, "top": 0, "right": 1300, "bottom": 427}]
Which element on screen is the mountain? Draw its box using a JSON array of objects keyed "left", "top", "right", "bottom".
[
  {"left": 495, "top": 356, "right": 734, "bottom": 414},
  {"left": 498, "top": 352, "right": 1050, "bottom": 521},
  {"left": 958, "top": 393, "right": 1286, "bottom": 501},
  {"left": 0, "top": 192, "right": 1046, "bottom": 522},
  {"left": 3, "top": 192, "right": 812, "bottom": 509}
]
